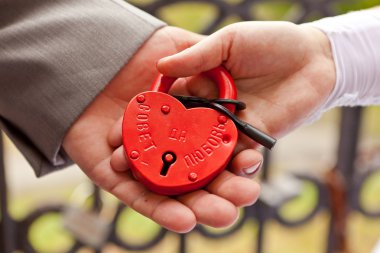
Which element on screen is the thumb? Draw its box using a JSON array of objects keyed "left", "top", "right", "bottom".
[{"left": 157, "top": 30, "right": 230, "bottom": 77}]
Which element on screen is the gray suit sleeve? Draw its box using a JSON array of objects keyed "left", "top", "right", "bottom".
[{"left": 0, "top": 0, "right": 165, "bottom": 176}]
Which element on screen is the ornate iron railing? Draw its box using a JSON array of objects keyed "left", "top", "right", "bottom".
[{"left": 1, "top": 0, "right": 380, "bottom": 253}]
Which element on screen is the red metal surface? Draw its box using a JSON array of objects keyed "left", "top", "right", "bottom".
[
  {"left": 151, "top": 66, "right": 237, "bottom": 112},
  {"left": 122, "top": 67, "right": 238, "bottom": 195}
]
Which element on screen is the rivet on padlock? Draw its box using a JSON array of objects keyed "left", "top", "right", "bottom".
[{"left": 122, "top": 66, "right": 272, "bottom": 195}]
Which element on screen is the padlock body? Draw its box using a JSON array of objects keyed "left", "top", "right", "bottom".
[{"left": 122, "top": 91, "right": 238, "bottom": 195}]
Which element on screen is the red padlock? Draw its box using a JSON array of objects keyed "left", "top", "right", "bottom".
[{"left": 122, "top": 67, "right": 239, "bottom": 195}]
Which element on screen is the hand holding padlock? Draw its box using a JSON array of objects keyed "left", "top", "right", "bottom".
[{"left": 122, "top": 66, "right": 275, "bottom": 195}]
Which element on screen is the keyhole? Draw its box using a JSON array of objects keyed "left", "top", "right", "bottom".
[{"left": 160, "top": 151, "right": 177, "bottom": 176}]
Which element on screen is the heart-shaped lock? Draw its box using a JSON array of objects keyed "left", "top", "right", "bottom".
[{"left": 122, "top": 67, "right": 239, "bottom": 195}]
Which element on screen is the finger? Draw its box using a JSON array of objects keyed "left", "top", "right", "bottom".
[
  {"left": 89, "top": 158, "right": 196, "bottom": 233},
  {"left": 206, "top": 170, "right": 261, "bottom": 207},
  {"left": 230, "top": 149, "right": 263, "bottom": 177},
  {"left": 177, "top": 190, "right": 238, "bottom": 228},
  {"left": 182, "top": 75, "right": 219, "bottom": 98},
  {"left": 110, "top": 146, "right": 129, "bottom": 172},
  {"left": 157, "top": 29, "right": 231, "bottom": 77},
  {"left": 163, "top": 26, "right": 205, "bottom": 51},
  {"left": 168, "top": 77, "right": 192, "bottom": 96},
  {"left": 107, "top": 117, "right": 123, "bottom": 148}
]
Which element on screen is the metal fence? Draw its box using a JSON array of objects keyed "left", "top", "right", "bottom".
[{"left": 1, "top": 0, "right": 380, "bottom": 253}]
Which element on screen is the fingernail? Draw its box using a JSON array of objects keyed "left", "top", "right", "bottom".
[{"left": 243, "top": 161, "right": 262, "bottom": 175}]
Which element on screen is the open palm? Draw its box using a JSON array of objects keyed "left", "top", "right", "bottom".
[{"left": 62, "top": 26, "right": 262, "bottom": 233}]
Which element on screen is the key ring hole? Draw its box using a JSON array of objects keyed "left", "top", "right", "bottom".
[{"left": 160, "top": 151, "right": 177, "bottom": 176}]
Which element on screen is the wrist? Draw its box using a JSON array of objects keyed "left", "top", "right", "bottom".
[
  {"left": 296, "top": 24, "right": 336, "bottom": 123},
  {"left": 301, "top": 24, "right": 336, "bottom": 93},
  {"left": 304, "top": 26, "right": 334, "bottom": 67},
  {"left": 301, "top": 9, "right": 380, "bottom": 121}
]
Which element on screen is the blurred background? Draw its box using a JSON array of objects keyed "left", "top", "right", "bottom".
[{"left": 2, "top": 0, "right": 380, "bottom": 252}]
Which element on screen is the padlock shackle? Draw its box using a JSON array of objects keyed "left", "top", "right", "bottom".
[{"left": 151, "top": 66, "right": 237, "bottom": 112}]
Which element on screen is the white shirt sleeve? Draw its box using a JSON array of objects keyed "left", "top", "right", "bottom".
[{"left": 303, "top": 9, "right": 380, "bottom": 123}]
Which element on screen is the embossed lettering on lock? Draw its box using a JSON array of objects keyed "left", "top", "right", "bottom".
[{"left": 122, "top": 67, "right": 239, "bottom": 195}]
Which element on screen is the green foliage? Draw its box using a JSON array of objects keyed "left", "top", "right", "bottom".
[
  {"left": 363, "top": 107, "right": 380, "bottom": 137},
  {"left": 278, "top": 181, "right": 319, "bottom": 222},
  {"left": 335, "top": 0, "right": 380, "bottom": 12},
  {"left": 250, "top": 2, "right": 301, "bottom": 20},
  {"left": 158, "top": 2, "right": 217, "bottom": 32},
  {"left": 116, "top": 208, "right": 161, "bottom": 244},
  {"left": 28, "top": 213, "right": 74, "bottom": 253},
  {"left": 360, "top": 170, "right": 380, "bottom": 212}
]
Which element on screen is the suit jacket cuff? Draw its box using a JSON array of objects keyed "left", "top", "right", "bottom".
[{"left": 0, "top": 0, "right": 165, "bottom": 176}]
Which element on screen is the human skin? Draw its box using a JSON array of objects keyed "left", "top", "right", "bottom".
[
  {"left": 63, "top": 26, "right": 263, "bottom": 233},
  {"left": 105, "top": 21, "right": 336, "bottom": 232},
  {"left": 157, "top": 22, "right": 336, "bottom": 141}
]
